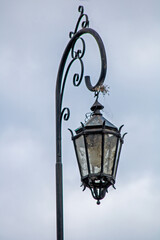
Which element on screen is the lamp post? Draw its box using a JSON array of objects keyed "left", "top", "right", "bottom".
[{"left": 55, "top": 6, "right": 126, "bottom": 240}]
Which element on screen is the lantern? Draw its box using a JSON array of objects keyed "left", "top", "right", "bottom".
[{"left": 69, "top": 99, "right": 126, "bottom": 204}]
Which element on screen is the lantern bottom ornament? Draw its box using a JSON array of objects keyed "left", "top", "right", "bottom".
[
  {"left": 82, "top": 174, "right": 115, "bottom": 205},
  {"left": 69, "top": 99, "right": 127, "bottom": 204}
]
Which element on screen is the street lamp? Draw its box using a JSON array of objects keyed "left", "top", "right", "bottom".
[
  {"left": 56, "top": 6, "right": 126, "bottom": 240},
  {"left": 69, "top": 99, "right": 126, "bottom": 205}
]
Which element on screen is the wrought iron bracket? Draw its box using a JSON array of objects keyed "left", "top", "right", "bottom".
[{"left": 56, "top": 6, "right": 107, "bottom": 146}]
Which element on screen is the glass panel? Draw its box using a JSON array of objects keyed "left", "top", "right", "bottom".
[
  {"left": 104, "top": 134, "right": 117, "bottom": 175},
  {"left": 75, "top": 135, "right": 88, "bottom": 177},
  {"left": 86, "top": 134, "right": 102, "bottom": 174}
]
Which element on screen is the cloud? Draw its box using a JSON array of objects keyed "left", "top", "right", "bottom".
[
  {"left": 0, "top": 0, "right": 160, "bottom": 239},
  {"left": 0, "top": 126, "right": 55, "bottom": 240},
  {"left": 64, "top": 174, "right": 160, "bottom": 240}
]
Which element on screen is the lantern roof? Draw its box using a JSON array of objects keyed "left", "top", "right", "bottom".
[
  {"left": 85, "top": 114, "right": 117, "bottom": 130},
  {"left": 75, "top": 99, "right": 118, "bottom": 133}
]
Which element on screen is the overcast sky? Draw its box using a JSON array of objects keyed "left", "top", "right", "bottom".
[{"left": 0, "top": 0, "right": 160, "bottom": 240}]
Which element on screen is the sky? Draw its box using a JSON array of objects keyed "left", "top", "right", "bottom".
[{"left": 0, "top": 0, "right": 160, "bottom": 239}]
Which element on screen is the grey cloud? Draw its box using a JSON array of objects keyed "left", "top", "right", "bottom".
[{"left": 0, "top": 0, "right": 160, "bottom": 240}]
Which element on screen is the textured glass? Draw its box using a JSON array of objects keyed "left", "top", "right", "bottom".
[
  {"left": 75, "top": 135, "right": 88, "bottom": 177},
  {"left": 86, "top": 134, "right": 102, "bottom": 174},
  {"left": 104, "top": 134, "right": 117, "bottom": 175}
]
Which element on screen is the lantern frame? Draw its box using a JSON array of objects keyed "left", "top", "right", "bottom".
[{"left": 69, "top": 100, "right": 126, "bottom": 204}]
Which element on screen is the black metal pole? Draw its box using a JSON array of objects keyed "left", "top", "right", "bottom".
[
  {"left": 55, "top": 6, "right": 107, "bottom": 240},
  {"left": 56, "top": 162, "right": 63, "bottom": 240}
]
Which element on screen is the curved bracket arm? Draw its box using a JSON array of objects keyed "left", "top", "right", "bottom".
[
  {"left": 56, "top": 27, "right": 107, "bottom": 121},
  {"left": 84, "top": 29, "right": 107, "bottom": 91}
]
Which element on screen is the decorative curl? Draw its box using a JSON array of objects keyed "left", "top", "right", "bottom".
[
  {"left": 69, "top": 5, "right": 89, "bottom": 38},
  {"left": 60, "top": 108, "right": 70, "bottom": 122},
  {"left": 73, "top": 58, "right": 84, "bottom": 86},
  {"left": 78, "top": 5, "right": 84, "bottom": 15},
  {"left": 60, "top": 57, "right": 84, "bottom": 106},
  {"left": 71, "top": 37, "right": 85, "bottom": 59}
]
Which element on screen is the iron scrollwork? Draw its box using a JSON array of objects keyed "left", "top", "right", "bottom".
[
  {"left": 69, "top": 5, "right": 89, "bottom": 38},
  {"left": 59, "top": 6, "right": 89, "bottom": 123},
  {"left": 57, "top": 5, "right": 107, "bottom": 125}
]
